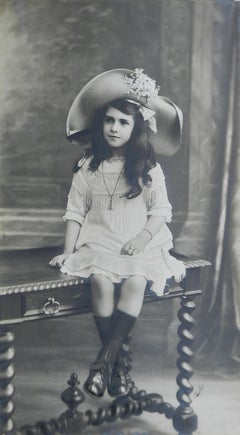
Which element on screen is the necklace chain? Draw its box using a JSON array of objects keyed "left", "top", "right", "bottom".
[{"left": 101, "top": 162, "right": 124, "bottom": 210}]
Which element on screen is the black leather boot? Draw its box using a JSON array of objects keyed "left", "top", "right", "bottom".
[
  {"left": 84, "top": 336, "right": 123, "bottom": 399},
  {"left": 83, "top": 359, "right": 110, "bottom": 399},
  {"left": 84, "top": 310, "right": 137, "bottom": 399},
  {"left": 108, "top": 335, "right": 133, "bottom": 397},
  {"left": 108, "top": 360, "right": 128, "bottom": 397}
]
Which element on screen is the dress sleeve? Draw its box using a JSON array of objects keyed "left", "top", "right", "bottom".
[
  {"left": 146, "top": 164, "right": 172, "bottom": 223},
  {"left": 63, "top": 169, "right": 91, "bottom": 225}
]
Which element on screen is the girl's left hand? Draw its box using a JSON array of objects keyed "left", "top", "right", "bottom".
[
  {"left": 49, "top": 253, "right": 71, "bottom": 268},
  {"left": 121, "top": 232, "right": 150, "bottom": 256}
]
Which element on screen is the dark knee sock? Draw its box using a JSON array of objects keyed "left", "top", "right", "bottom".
[
  {"left": 94, "top": 315, "right": 113, "bottom": 346},
  {"left": 111, "top": 309, "right": 137, "bottom": 338},
  {"left": 98, "top": 309, "right": 137, "bottom": 368}
]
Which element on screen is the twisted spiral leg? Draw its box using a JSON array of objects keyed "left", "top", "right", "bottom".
[
  {"left": 0, "top": 328, "right": 15, "bottom": 433},
  {"left": 83, "top": 385, "right": 165, "bottom": 429},
  {"left": 173, "top": 296, "right": 198, "bottom": 435},
  {"left": 18, "top": 374, "right": 86, "bottom": 435},
  {"left": 18, "top": 415, "right": 69, "bottom": 435}
]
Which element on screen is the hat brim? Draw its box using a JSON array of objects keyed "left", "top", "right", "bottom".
[{"left": 66, "top": 69, "right": 183, "bottom": 157}]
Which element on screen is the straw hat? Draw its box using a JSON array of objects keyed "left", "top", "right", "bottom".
[{"left": 66, "top": 68, "right": 183, "bottom": 157}]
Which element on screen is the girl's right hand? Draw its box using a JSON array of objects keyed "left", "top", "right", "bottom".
[{"left": 49, "top": 253, "right": 71, "bottom": 268}]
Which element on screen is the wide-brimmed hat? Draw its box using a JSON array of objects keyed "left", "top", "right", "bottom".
[{"left": 66, "top": 68, "right": 183, "bottom": 157}]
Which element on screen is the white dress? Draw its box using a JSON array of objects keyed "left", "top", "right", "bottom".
[{"left": 61, "top": 155, "right": 179, "bottom": 296}]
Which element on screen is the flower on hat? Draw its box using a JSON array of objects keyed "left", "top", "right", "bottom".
[{"left": 124, "top": 68, "right": 160, "bottom": 105}]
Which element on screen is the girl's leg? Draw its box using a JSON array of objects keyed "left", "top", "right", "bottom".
[
  {"left": 84, "top": 274, "right": 115, "bottom": 399},
  {"left": 107, "top": 276, "right": 146, "bottom": 396},
  {"left": 84, "top": 276, "right": 146, "bottom": 398},
  {"left": 90, "top": 275, "right": 115, "bottom": 347},
  {"left": 117, "top": 275, "right": 146, "bottom": 316},
  {"left": 90, "top": 274, "right": 115, "bottom": 317}
]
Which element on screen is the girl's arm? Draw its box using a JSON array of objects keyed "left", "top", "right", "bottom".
[
  {"left": 120, "top": 215, "right": 164, "bottom": 255},
  {"left": 121, "top": 215, "right": 185, "bottom": 282},
  {"left": 63, "top": 220, "right": 81, "bottom": 254},
  {"left": 49, "top": 220, "right": 81, "bottom": 268},
  {"left": 121, "top": 163, "right": 172, "bottom": 255}
]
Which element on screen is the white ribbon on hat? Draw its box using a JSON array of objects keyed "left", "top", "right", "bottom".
[
  {"left": 125, "top": 99, "right": 157, "bottom": 133},
  {"left": 138, "top": 106, "right": 157, "bottom": 133}
]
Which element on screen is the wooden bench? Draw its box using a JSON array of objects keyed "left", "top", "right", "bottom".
[{"left": 0, "top": 246, "right": 210, "bottom": 435}]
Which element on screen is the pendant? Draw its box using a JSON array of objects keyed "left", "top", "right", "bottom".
[{"left": 108, "top": 197, "right": 113, "bottom": 210}]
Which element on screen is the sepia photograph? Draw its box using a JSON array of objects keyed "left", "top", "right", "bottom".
[{"left": 0, "top": 0, "right": 239, "bottom": 434}]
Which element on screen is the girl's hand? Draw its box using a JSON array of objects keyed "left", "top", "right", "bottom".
[
  {"left": 49, "top": 253, "right": 71, "bottom": 268},
  {"left": 121, "top": 231, "right": 150, "bottom": 256}
]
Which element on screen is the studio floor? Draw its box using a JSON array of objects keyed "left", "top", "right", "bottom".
[{"left": 12, "top": 314, "right": 240, "bottom": 435}]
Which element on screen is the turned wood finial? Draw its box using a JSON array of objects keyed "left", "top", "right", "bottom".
[{"left": 61, "top": 373, "right": 85, "bottom": 419}]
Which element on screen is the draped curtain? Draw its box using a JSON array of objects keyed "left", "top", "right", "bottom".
[{"left": 195, "top": 2, "right": 240, "bottom": 374}]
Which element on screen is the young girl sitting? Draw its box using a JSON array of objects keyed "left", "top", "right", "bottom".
[{"left": 49, "top": 68, "right": 185, "bottom": 400}]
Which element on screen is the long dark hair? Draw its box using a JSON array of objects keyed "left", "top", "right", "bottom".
[{"left": 76, "top": 99, "right": 157, "bottom": 199}]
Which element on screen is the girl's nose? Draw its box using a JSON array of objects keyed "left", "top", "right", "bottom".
[{"left": 111, "top": 122, "right": 118, "bottom": 132}]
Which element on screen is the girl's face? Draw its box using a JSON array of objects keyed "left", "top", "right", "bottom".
[{"left": 103, "top": 107, "right": 135, "bottom": 152}]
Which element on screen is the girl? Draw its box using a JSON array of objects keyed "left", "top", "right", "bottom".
[{"left": 49, "top": 68, "right": 185, "bottom": 400}]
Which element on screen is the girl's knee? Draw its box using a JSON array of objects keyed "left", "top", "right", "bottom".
[
  {"left": 130, "top": 275, "right": 147, "bottom": 286},
  {"left": 90, "top": 274, "right": 114, "bottom": 297},
  {"left": 123, "top": 276, "right": 147, "bottom": 293},
  {"left": 90, "top": 274, "right": 115, "bottom": 316},
  {"left": 91, "top": 274, "right": 113, "bottom": 287},
  {"left": 118, "top": 276, "right": 146, "bottom": 317},
  {"left": 120, "top": 276, "right": 146, "bottom": 302}
]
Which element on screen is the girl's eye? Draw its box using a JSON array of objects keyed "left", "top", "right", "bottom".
[
  {"left": 104, "top": 117, "right": 113, "bottom": 123},
  {"left": 120, "top": 120, "right": 129, "bottom": 125}
]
